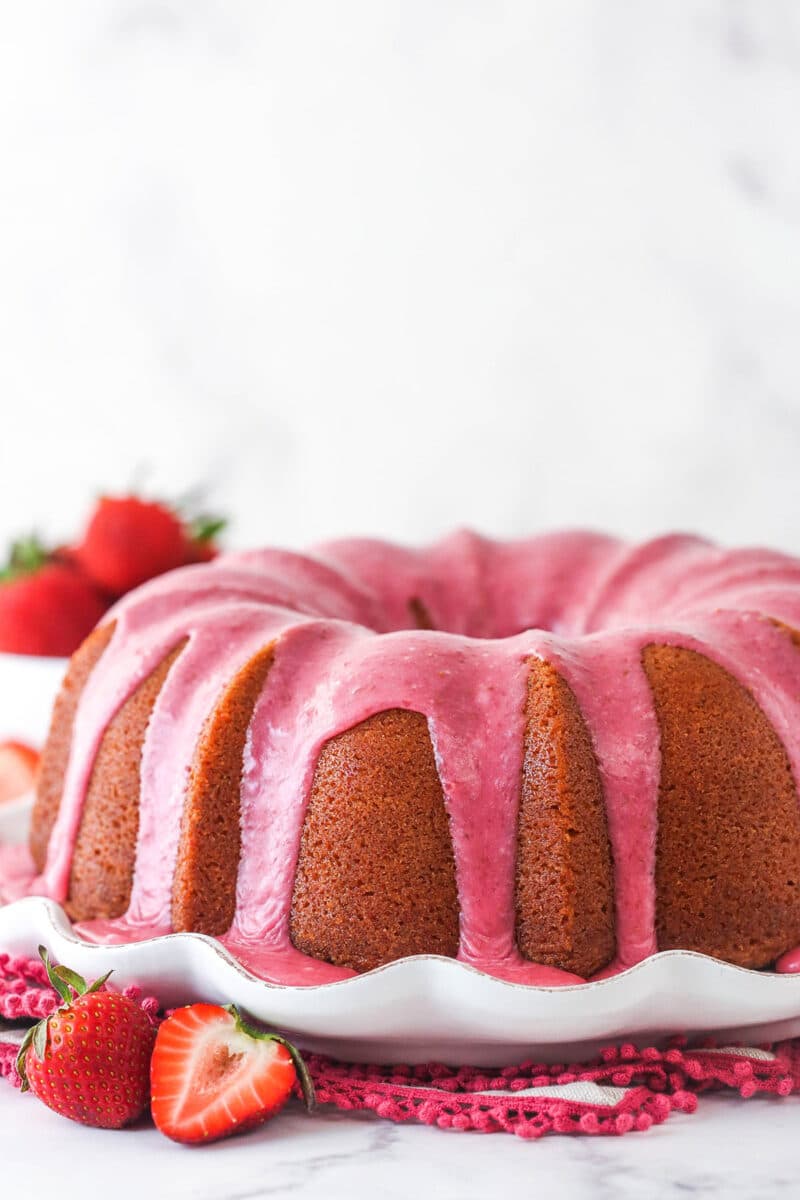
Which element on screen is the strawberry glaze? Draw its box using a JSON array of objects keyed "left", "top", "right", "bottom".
[{"left": 17, "top": 531, "right": 800, "bottom": 986}]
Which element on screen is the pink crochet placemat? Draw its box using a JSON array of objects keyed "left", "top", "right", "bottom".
[{"left": 1, "top": 951, "right": 798, "bottom": 1138}]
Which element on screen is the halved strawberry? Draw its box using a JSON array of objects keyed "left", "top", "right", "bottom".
[
  {"left": 0, "top": 740, "right": 39, "bottom": 804},
  {"left": 150, "top": 1004, "right": 314, "bottom": 1144}
]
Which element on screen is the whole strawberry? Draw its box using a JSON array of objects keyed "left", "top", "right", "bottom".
[
  {"left": 75, "top": 497, "right": 225, "bottom": 595},
  {"left": 16, "top": 946, "right": 156, "bottom": 1129},
  {"left": 75, "top": 496, "right": 189, "bottom": 596},
  {"left": 0, "top": 539, "right": 108, "bottom": 657}
]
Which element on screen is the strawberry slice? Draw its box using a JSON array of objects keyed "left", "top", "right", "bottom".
[
  {"left": 0, "top": 740, "right": 39, "bottom": 804},
  {"left": 150, "top": 1004, "right": 314, "bottom": 1144}
]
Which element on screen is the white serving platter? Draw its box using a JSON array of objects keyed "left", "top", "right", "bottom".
[
  {"left": 3, "top": 884, "right": 800, "bottom": 1065},
  {"left": 2, "top": 896, "right": 800, "bottom": 1065},
  {"left": 4, "top": 758, "right": 800, "bottom": 1065}
]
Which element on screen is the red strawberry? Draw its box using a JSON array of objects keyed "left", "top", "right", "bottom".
[
  {"left": 0, "top": 540, "right": 108, "bottom": 657},
  {"left": 0, "top": 740, "right": 39, "bottom": 804},
  {"left": 16, "top": 946, "right": 156, "bottom": 1129},
  {"left": 75, "top": 496, "right": 189, "bottom": 596},
  {"left": 150, "top": 1003, "right": 314, "bottom": 1144}
]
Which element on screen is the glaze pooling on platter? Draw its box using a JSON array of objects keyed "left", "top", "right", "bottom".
[{"left": 20, "top": 531, "right": 800, "bottom": 986}]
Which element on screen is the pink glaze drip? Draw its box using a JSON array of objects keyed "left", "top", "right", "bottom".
[
  {"left": 19, "top": 530, "right": 800, "bottom": 986},
  {"left": 541, "top": 631, "right": 663, "bottom": 971},
  {"left": 0, "top": 843, "right": 37, "bottom": 903},
  {"left": 776, "top": 946, "right": 800, "bottom": 974}
]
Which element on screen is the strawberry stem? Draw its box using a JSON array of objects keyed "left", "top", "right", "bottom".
[
  {"left": 189, "top": 514, "right": 227, "bottom": 544},
  {"left": 15, "top": 1026, "right": 36, "bottom": 1091},
  {"left": 39, "top": 945, "right": 75, "bottom": 1003},
  {"left": 269, "top": 1033, "right": 317, "bottom": 1114},
  {"left": 0, "top": 536, "right": 51, "bottom": 582},
  {"left": 224, "top": 1004, "right": 316, "bottom": 1113},
  {"left": 37, "top": 944, "right": 112, "bottom": 999}
]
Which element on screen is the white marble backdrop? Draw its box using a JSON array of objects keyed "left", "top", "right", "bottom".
[{"left": 1, "top": 1, "right": 799, "bottom": 556}]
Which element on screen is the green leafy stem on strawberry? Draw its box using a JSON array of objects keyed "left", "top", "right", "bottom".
[{"left": 16, "top": 945, "right": 114, "bottom": 1091}]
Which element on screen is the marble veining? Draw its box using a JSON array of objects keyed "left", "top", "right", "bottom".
[{"left": 1, "top": 1076, "right": 800, "bottom": 1199}]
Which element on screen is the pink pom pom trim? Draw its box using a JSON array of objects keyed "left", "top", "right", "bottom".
[{"left": 2, "top": 952, "right": 798, "bottom": 1137}]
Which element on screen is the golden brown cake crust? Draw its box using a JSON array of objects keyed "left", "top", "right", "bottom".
[
  {"left": 30, "top": 623, "right": 115, "bottom": 873},
  {"left": 515, "top": 658, "right": 616, "bottom": 977},
  {"left": 290, "top": 708, "right": 460, "bottom": 972},
  {"left": 65, "top": 642, "right": 186, "bottom": 922},
  {"left": 644, "top": 643, "right": 800, "bottom": 968},
  {"left": 171, "top": 645, "right": 275, "bottom": 936}
]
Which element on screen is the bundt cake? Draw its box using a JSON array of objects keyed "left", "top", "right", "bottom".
[{"left": 15, "top": 530, "right": 800, "bottom": 986}]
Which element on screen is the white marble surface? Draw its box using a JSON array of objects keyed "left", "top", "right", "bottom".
[
  {"left": 4, "top": 0, "right": 800, "bottom": 1193},
  {"left": 1, "top": 1080, "right": 800, "bottom": 1199},
  {"left": 1, "top": 1, "right": 800, "bottom": 554}
]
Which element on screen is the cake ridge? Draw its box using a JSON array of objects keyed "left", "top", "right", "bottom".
[
  {"left": 228, "top": 626, "right": 541, "bottom": 982},
  {"left": 576, "top": 533, "right": 713, "bottom": 635}
]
